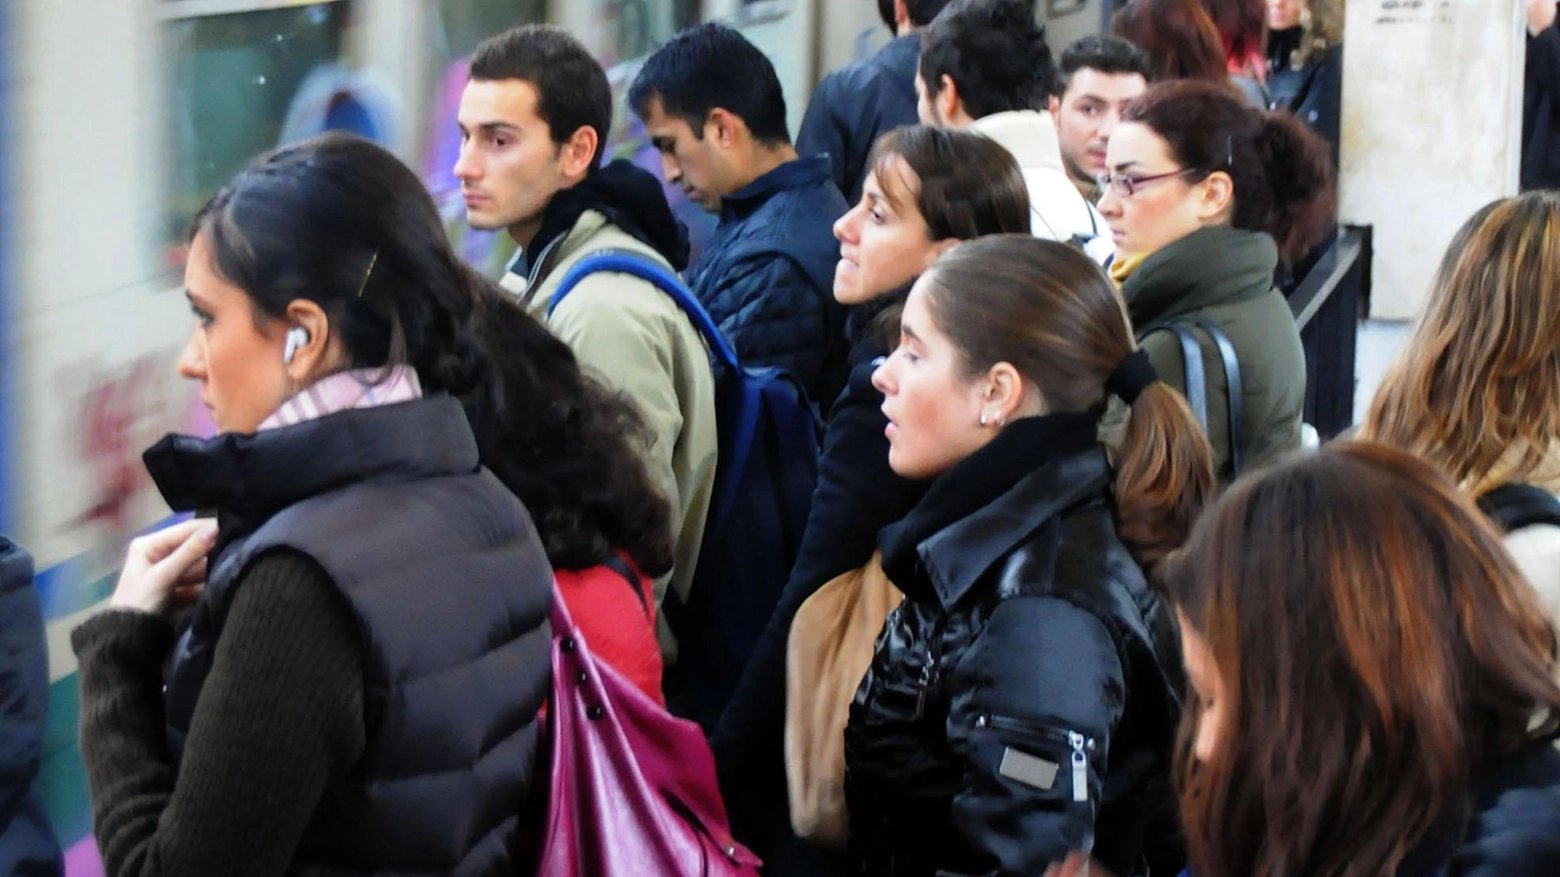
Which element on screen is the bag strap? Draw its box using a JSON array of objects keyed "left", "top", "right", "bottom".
[
  {"left": 600, "top": 552, "right": 650, "bottom": 619},
  {"left": 1191, "top": 318, "right": 1244, "bottom": 478},
  {"left": 1137, "top": 318, "right": 1244, "bottom": 477},
  {"left": 549, "top": 248, "right": 741, "bottom": 371},
  {"left": 1477, "top": 483, "right": 1560, "bottom": 533},
  {"left": 1138, "top": 322, "right": 1207, "bottom": 429}
]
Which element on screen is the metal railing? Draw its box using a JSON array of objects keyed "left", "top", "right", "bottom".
[{"left": 1286, "top": 225, "right": 1370, "bottom": 438}]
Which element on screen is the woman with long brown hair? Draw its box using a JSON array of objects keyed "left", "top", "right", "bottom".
[
  {"left": 1362, "top": 192, "right": 1560, "bottom": 633},
  {"left": 709, "top": 126, "right": 1034, "bottom": 876},
  {"left": 1166, "top": 442, "right": 1560, "bottom": 877},
  {"left": 845, "top": 235, "right": 1212, "bottom": 876}
]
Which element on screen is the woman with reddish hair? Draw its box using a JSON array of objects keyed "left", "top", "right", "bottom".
[
  {"left": 1111, "top": 0, "right": 1228, "bottom": 85},
  {"left": 1199, "top": 0, "right": 1267, "bottom": 78},
  {"left": 1166, "top": 443, "right": 1560, "bottom": 877}
]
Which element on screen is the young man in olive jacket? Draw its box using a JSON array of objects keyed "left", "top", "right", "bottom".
[{"left": 456, "top": 25, "right": 716, "bottom": 657}]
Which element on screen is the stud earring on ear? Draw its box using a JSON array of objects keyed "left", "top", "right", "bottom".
[{"left": 979, "top": 413, "right": 990, "bottom": 427}]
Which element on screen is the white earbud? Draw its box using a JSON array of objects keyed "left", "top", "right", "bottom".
[{"left": 283, "top": 326, "right": 310, "bottom": 366}]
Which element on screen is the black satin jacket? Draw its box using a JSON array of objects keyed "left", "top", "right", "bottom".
[{"left": 844, "top": 415, "right": 1186, "bottom": 877}]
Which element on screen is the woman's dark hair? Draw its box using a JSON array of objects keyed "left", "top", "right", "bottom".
[
  {"left": 191, "top": 132, "right": 675, "bottom": 575},
  {"left": 921, "top": 236, "right": 1215, "bottom": 576},
  {"left": 1166, "top": 442, "right": 1560, "bottom": 877},
  {"left": 866, "top": 126, "right": 1033, "bottom": 241},
  {"left": 1112, "top": 0, "right": 1228, "bottom": 85},
  {"left": 1123, "top": 79, "right": 1336, "bottom": 265}
]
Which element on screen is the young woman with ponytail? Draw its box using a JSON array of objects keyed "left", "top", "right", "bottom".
[
  {"left": 69, "top": 132, "right": 678, "bottom": 877},
  {"left": 1098, "top": 79, "right": 1334, "bottom": 480},
  {"left": 844, "top": 235, "right": 1213, "bottom": 877}
]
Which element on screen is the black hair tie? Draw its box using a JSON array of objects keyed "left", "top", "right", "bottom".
[{"left": 1106, "top": 348, "right": 1158, "bottom": 405}]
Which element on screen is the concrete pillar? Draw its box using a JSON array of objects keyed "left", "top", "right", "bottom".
[{"left": 1340, "top": 0, "right": 1525, "bottom": 319}]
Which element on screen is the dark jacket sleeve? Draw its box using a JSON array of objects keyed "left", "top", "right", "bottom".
[
  {"left": 944, "top": 597, "right": 1127, "bottom": 876},
  {"left": 72, "top": 551, "right": 367, "bottom": 877},
  {"left": 0, "top": 538, "right": 61, "bottom": 877},
  {"left": 701, "top": 253, "right": 831, "bottom": 396},
  {"left": 1530, "top": 25, "right": 1560, "bottom": 96},
  {"left": 798, "top": 75, "right": 851, "bottom": 198},
  {"left": 711, "top": 357, "right": 924, "bottom": 768}
]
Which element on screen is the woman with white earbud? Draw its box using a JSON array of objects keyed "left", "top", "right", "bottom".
[{"left": 66, "top": 132, "right": 686, "bottom": 877}]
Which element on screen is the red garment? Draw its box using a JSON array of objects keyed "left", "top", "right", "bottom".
[{"left": 553, "top": 556, "right": 666, "bottom": 707}]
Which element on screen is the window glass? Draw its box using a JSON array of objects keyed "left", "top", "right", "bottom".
[{"left": 163, "top": 2, "right": 348, "bottom": 244}]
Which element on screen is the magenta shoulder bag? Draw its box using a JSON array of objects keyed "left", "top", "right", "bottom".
[{"left": 536, "top": 585, "right": 763, "bottom": 876}]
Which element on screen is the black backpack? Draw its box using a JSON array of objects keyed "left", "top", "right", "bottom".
[{"left": 1477, "top": 483, "right": 1560, "bottom": 533}]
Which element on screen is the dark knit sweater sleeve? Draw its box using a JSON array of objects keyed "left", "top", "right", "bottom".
[{"left": 71, "top": 550, "right": 367, "bottom": 877}]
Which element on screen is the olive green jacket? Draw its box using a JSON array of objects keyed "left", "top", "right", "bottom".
[{"left": 1120, "top": 226, "right": 1306, "bottom": 481}]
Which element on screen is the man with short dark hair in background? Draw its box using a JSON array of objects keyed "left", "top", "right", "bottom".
[
  {"left": 455, "top": 25, "right": 717, "bottom": 654},
  {"left": 631, "top": 24, "right": 850, "bottom": 406},
  {"left": 917, "top": 0, "right": 1108, "bottom": 259},
  {"left": 798, "top": 0, "right": 955, "bottom": 205},
  {"left": 1050, "top": 34, "right": 1149, "bottom": 201}
]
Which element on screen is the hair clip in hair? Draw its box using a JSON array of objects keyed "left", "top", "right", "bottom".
[{"left": 356, "top": 250, "right": 379, "bottom": 298}]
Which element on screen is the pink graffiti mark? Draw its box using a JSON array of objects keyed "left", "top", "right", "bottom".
[
  {"left": 64, "top": 836, "right": 102, "bottom": 877},
  {"left": 63, "top": 352, "right": 197, "bottom": 537}
]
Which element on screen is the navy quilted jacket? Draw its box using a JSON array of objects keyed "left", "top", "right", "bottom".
[{"left": 688, "top": 154, "right": 850, "bottom": 407}]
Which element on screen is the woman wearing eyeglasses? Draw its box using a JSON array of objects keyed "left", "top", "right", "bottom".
[{"left": 1097, "top": 79, "right": 1334, "bottom": 480}]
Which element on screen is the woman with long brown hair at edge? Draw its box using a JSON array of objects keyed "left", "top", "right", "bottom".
[
  {"left": 1361, "top": 192, "right": 1560, "bottom": 649},
  {"left": 845, "top": 236, "right": 1213, "bottom": 876},
  {"left": 1169, "top": 443, "right": 1560, "bottom": 877}
]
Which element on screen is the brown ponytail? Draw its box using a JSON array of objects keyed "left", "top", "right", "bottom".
[
  {"left": 1123, "top": 79, "right": 1337, "bottom": 266},
  {"left": 1115, "top": 382, "right": 1217, "bottom": 576},
  {"left": 923, "top": 235, "right": 1215, "bottom": 577}
]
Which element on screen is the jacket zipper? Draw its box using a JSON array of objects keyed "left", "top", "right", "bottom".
[
  {"left": 913, "top": 617, "right": 947, "bottom": 720},
  {"left": 974, "top": 713, "right": 1097, "bottom": 802}
]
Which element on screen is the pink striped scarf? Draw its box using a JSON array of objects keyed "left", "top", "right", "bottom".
[{"left": 258, "top": 366, "right": 423, "bottom": 432}]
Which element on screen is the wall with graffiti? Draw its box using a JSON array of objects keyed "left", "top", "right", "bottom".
[{"left": 8, "top": 1, "right": 819, "bottom": 873}]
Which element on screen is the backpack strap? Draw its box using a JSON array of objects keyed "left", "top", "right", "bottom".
[
  {"left": 549, "top": 248, "right": 742, "bottom": 372},
  {"left": 1138, "top": 319, "right": 1244, "bottom": 477},
  {"left": 1477, "top": 483, "right": 1560, "bottom": 533},
  {"left": 599, "top": 552, "right": 650, "bottom": 619}
]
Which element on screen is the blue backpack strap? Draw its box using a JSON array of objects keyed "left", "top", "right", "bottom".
[
  {"left": 1190, "top": 318, "right": 1244, "bottom": 477},
  {"left": 549, "top": 249, "right": 741, "bottom": 372},
  {"left": 1138, "top": 322, "right": 1207, "bottom": 431}
]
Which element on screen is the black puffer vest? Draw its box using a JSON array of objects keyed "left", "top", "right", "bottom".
[{"left": 145, "top": 396, "right": 553, "bottom": 876}]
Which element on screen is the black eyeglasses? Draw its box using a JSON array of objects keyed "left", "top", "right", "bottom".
[{"left": 1095, "top": 168, "right": 1200, "bottom": 198}]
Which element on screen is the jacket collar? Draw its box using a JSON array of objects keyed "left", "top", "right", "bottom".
[
  {"left": 968, "top": 111, "right": 1066, "bottom": 174},
  {"left": 720, "top": 154, "right": 833, "bottom": 221},
  {"left": 876, "top": 33, "right": 921, "bottom": 68},
  {"left": 1120, "top": 225, "right": 1278, "bottom": 326},
  {"left": 143, "top": 395, "right": 480, "bottom": 549},
  {"left": 525, "top": 159, "right": 690, "bottom": 278},
  {"left": 880, "top": 412, "right": 1105, "bottom": 608}
]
